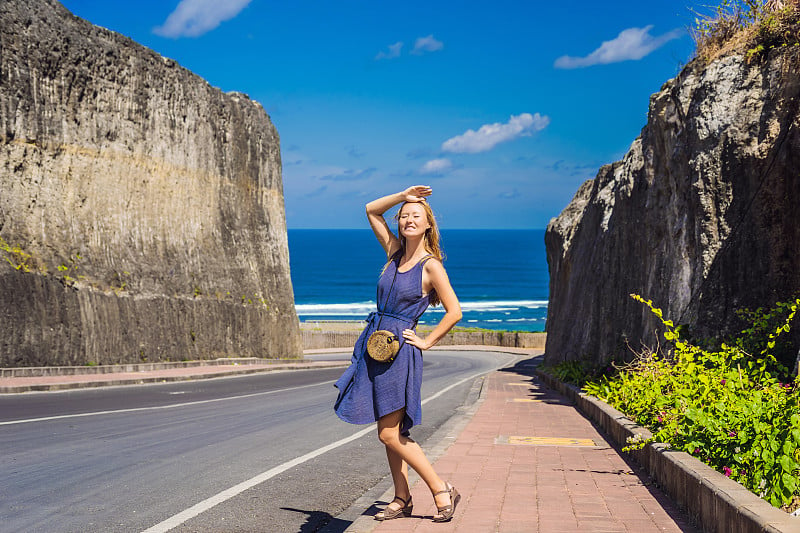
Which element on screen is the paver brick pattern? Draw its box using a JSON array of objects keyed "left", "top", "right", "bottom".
[{"left": 372, "top": 366, "right": 698, "bottom": 533}]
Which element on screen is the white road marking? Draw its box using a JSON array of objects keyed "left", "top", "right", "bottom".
[
  {"left": 0, "top": 382, "right": 327, "bottom": 426},
  {"left": 141, "top": 354, "right": 519, "bottom": 533}
]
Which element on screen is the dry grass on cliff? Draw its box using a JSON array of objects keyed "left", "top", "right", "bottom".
[{"left": 692, "top": 0, "right": 800, "bottom": 63}]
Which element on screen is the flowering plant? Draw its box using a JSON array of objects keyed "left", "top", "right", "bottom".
[{"left": 583, "top": 295, "right": 800, "bottom": 509}]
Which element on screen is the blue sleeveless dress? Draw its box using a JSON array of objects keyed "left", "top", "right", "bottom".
[{"left": 334, "top": 252, "right": 432, "bottom": 436}]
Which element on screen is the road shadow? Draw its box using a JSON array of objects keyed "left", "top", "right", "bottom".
[
  {"left": 497, "top": 356, "right": 570, "bottom": 405},
  {"left": 280, "top": 507, "right": 351, "bottom": 533}
]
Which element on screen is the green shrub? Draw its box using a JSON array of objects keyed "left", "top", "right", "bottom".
[
  {"left": 542, "top": 359, "right": 619, "bottom": 387},
  {"left": 583, "top": 294, "right": 800, "bottom": 509},
  {"left": 734, "top": 299, "right": 800, "bottom": 371}
]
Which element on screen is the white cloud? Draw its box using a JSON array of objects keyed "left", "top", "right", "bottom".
[
  {"left": 375, "top": 41, "right": 404, "bottom": 60},
  {"left": 319, "top": 167, "right": 376, "bottom": 181},
  {"left": 153, "top": 0, "right": 252, "bottom": 38},
  {"left": 376, "top": 35, "right": 442, "bottom": 60},
  {"left": 441, "top": 113, "right": 550, "bottom": 154},
  {"left": 411, "top": 35, "right": 444, "bottom": 55},
  {"left": 420, "top": 158, "right": 452, "bottom": 175},
  {"left": 554, "top": 26, "right": 682, "bottom": 69}
]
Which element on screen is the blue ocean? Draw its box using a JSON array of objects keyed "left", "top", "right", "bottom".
[{"left": 288, "top": 229, "right": 549, "bottom": 332}]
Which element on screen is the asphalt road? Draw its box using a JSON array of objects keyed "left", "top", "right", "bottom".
[{"left": 0, "top": 350, "right": 520, "bottom": 532}]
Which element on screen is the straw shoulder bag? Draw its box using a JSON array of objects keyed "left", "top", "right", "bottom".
[{"left": 366, "top": 329, "right": 399, "bottom": 363}]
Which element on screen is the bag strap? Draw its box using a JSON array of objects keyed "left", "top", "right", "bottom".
[{"left": 376, "top": 253, "right": 400, "bottom": 331}]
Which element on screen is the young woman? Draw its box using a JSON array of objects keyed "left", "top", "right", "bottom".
[{"left": 334, "top": 185, "right": 463, "bottom": 522}]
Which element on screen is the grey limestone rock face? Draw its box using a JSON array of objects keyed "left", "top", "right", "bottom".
[
  {"left": 545, "top": 49, "right": 800, "bottom": 363},
  {"left": 0, "top": 0, "right": 302, "bottom": 366}
]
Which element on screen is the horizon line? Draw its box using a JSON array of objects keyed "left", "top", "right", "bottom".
[{"left": 287, "top": 227, "right": 548, "bottom": 231}]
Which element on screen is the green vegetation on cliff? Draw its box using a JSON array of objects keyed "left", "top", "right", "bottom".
[{"left": 693, "top": 0, "right": 800, "bottom": 62}]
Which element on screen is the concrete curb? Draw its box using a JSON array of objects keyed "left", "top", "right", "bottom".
[
  {"left": 535, "top": 370, "right": 799, "bottom": 533},
  {"left": 0, "top": 357, "right": 308, "bottom": 377},
  {"left": 0, "top": 346, "right": 538, "bottom": 394},
  {"left": 0, "top": 361, "right": 350, "bottom": 394},
  {"left": 1, "top": 346, "right": 537, "bottom": 376}
]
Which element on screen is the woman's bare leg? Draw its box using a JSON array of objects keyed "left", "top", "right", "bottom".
[
  {"left": 383, "top": 446, "right": 410, "bottom": 513},
  {"left": 378, "top": 409, "right": 452, "bottom": 517}
]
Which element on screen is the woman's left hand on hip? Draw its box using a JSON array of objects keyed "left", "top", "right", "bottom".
[{"left": 402, "top": 329, "right": 428, "bottom": 350}]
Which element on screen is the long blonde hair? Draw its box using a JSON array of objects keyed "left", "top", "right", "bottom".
[{"left": 394, "top": 201, "right": 444, "bottom": 306}]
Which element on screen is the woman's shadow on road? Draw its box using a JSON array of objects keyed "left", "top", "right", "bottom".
[{"left": 281, "top": 506, "right": 352, "bottom": 533}]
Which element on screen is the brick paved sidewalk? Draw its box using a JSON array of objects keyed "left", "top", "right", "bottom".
[{"left": 370, "top": 365, "right": 698, "bottom": 533}]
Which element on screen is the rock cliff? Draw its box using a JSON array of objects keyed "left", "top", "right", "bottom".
[
  {"left": 545, "top": 47, "right": 800, "bottom": 363},
  {"left": 0, "top": 0, "right": 303, "bottom": 366}
]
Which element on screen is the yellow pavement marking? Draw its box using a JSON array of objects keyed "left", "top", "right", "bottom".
[{"left": 505, "top": 436, "right": 598, "bottom": 447}]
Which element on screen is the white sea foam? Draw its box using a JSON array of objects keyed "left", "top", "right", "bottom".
[
  {"left": 294, "top": 302, "right": 375, "bottom": 316},
  {"left": 295, "top": 300, "right": 548, "bottom": 316},
  {"left": 422, "top": 301, "right": 547, "bottom": 314},
  {"left": 462, "top": 300, "right": 548, "bottom": 311}
]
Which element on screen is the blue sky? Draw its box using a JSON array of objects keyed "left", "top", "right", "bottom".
[{"left": 60, "top": 0, "right": 707, "bottom": 229}]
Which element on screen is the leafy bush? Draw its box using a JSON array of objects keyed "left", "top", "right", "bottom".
[
  {"left": 734, "top": 300, "right": 800, "bottom": 371},
  {"left": 583, "top": 294, "right": 800, "bottom": 509},
  {"left": 541, "top": 359, "right": 619, "bottom": 387}
]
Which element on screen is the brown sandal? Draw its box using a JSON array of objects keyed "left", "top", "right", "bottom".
[
  {"left": 432, "top": 483, "right": 460, "bottom": 522},
  {"left": 374, "top": 495, "right": 413, "bottom": 521}
]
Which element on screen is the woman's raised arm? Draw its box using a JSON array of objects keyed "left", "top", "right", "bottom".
[{"left": 366, "top": 185, "right": 431, "bottom": 257}]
